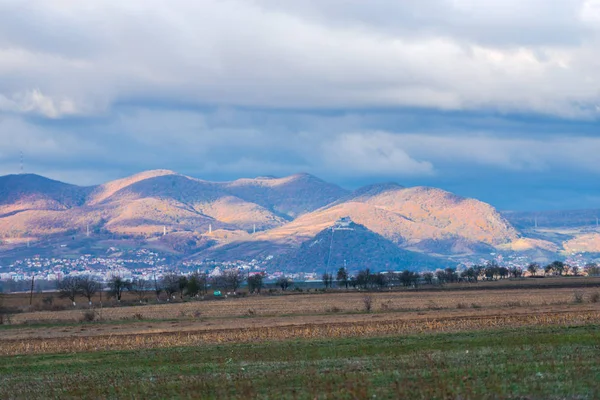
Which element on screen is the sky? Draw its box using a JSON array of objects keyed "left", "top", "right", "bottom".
[{"left": 1, "top": 0, "right": 600, "bottom": 211}]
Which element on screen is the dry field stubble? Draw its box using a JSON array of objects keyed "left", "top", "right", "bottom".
[
  {"left": 1, "top": 282, "right": 600, "bottom": 356},
  {"left": 1, "top": 308, "right": 599, "bottom": 356},
  {"left": 6, "top": 285, "right": 599, "bottom": 324}
]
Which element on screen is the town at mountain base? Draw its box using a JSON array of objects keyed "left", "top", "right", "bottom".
[{"left": 1, "top": 170, "right": 598, "bottom": 271}]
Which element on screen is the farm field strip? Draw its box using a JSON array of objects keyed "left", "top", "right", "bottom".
[
  {"left": 2, "top": 308, "right": 599, "bottom": 356},
  {"left": 7, "top": 286, "right": 599, "bottom": 324},
  {"left": 1, "top": 304, "right": 598, "bottom": 340}
]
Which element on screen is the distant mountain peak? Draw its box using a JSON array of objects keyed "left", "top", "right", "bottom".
[{"left": 87, "top": 169, "right": 179, "bottom": 205}]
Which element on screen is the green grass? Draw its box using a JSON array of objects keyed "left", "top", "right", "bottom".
[{"left": 1, "top": 325, "right": 599, "bottom": 399}]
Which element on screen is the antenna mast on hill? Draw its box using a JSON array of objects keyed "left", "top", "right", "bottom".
[
  {"left": 326, "top": 217, "right": 355, "bottom": 275},
  {"left": 20, "top": 151, "right": 24, "bottom": 174}
]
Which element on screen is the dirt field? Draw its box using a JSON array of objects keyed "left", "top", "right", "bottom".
[
  {"left": 1, "top": 278, "right": 599, "bottom": 356},
  {"left": 4, "top": 285, "right": 600, "bottom": 324}
]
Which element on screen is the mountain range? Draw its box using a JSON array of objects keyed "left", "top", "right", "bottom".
[{"left": 0, "top": 170, "right": 597, "bottom": 270}]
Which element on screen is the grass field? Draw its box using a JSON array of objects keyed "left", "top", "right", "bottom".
[
  {"left": 1, "top": 278, "right": 600, "bottom": 398},
  {"left": 1, "top": 325, "right": 599, "bottom": 399}
]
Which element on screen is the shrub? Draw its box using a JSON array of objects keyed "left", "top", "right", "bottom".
[
  {"left": 573, "top": 291, "right": 584, "bottom": 304},
  {"left": 590, "top": 292, "right": 600, "bottom": 303},
  {"left": 326, "top": 306, "right": 342, "bottom": 313},
  {"left": 133, "top": 313, "right": 144, "bottom": 320},
  {"left": 81, "top": 310, "right": 96, "bottom": 322},
  {"left": 456, "top": 302, "right": 468, "bottom": 309},
  {"left": 42, "top": 295, "right": 54, "bottom": 306}
]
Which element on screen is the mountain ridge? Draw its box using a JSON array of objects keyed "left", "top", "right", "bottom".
[{"left": 0, "top": 170, "right": 584, "bottom": 266}]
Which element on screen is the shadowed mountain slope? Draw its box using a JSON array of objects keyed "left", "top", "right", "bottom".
[
  {"left": 269, "top": 222, "right": 456, "bottom": 273},
  {"left": 0, "top": 174, "right": 92, "bottom": 212}
]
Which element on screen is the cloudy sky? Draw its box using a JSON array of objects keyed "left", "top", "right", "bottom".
[{"left": 1, "top": 0, "right": 600, "bottom": 211}]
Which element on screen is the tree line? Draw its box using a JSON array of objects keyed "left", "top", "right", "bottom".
[{"left": 52, "top": 260, "right": 600, "bottom": 305}]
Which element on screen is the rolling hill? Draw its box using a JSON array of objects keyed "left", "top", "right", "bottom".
[
  {"left": 0, "top": 170, "right": 348, "bottom": 241},
  {"left": 0, "top": 170, "right": 580, "bottom": 265},
  {"left": 255, "top": 183, "right": 519, "bottom": 255}
]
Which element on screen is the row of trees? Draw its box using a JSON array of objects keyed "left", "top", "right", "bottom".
[
  {"left": 526, "top": 261, "right": 600, "bottom": 277},
  {"left": 56, "top": 270, "right": 251, "bottom": 305},
  {"left": 55, "top": 260, "right": 600, "bottom": 304}
]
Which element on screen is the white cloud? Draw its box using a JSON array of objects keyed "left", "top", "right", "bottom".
[{"left": 0, "top": 0, "right": 598, "bottom": 117}]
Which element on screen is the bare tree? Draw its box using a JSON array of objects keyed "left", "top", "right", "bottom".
[
  {"left": 79, "top": 275, "right": 100, "bottom": 305},
  {"left": 550, "top": 261, "right": 566, "bottom": 276},
  {"left": 57, "top": 276, "right": 82, "bottom": 306},
  {"left": 322, "top": 273, "right": 334, "bottom": 289},
  {"left": 186, "top": 273, "right": 201, "bottom": 297},
  {"left": 107, "top": 276, "right": 130, "bottom": 302},
  {"left": 222, "top": 269, "right": 245, "bottom": 293},
  {"left": 527, "top": 262, "right": 540, "bottom": 277},
  {"left": 373, "top": 272, "right": 388, "bottom": 289},
  {"left": 162, "top": 273, "right": 180, "bottom": 300},
  {"left": 509, "top": 266, "right": 523, "bottom": 278},
  {"left": 277, "top": 276, "right": 293, "bottom": 291},
  {"left": 435, "top": 270, "right": 447, "bottom": 285},
  {"left": 336, "top": 268, "right": 349, "bottom": 289},
  {"left": 153, "top": 275, "right": 163, "bottom": 301},
  {"left": 197, "top": 273, "right": 209, "bottom": 295},
  {"left": 247, "top": 274, "right": 264, "bottom": 294},
  {"left": 585, "top": 263, "right": 600, "bottom": 276},
  {"left": 356, "top": 269, "right": 372, "bottom": 289},
  {"left": 422, "top": 272, "right": 434, "bottom": 285},
  {"left": 178, "top": 276, "right": 189, "bottom": 299},
  {"left": 130, "top": 278, "right": 151, "bottom": 303}
]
